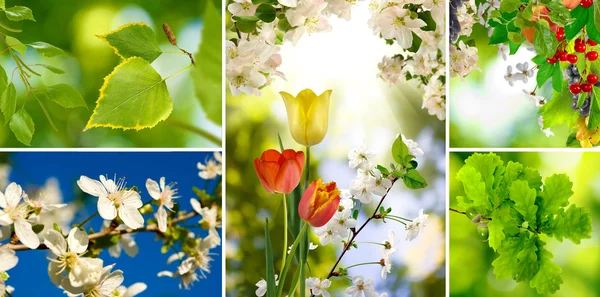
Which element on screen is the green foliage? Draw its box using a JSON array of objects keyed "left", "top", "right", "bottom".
[
  {"left": 32, "top": 84, "right": 86, "bottom": 109},
  {"left": 1, "top": 82, "right": 16, "bottom": 124},
  {"left": 86, "top": 57, "right": 172, "bottom": 131},
  {"left": 98, "top": 22, "right": 163, "bottom": 63},
  {"left": 389, "top": 134, "right": 428, "bottom": 189},
  {"left": 6, "top": 35, "right": 25, "bottom": 55},
  {"left": 28, "top": 42, "right": 65, "bottom": 57},
  {"left": 9, "top": 108, "right": 34, "bottom": 145},
  {"left": 539, "top": 81, "right": 578, "bottom": 129},
  {"left": 455, "top": 153, "right": 592, "bottom": 294},
  {"left": 3, "top": 5, "right": 35, "bottom": 22},
  {"left": 533, "top": 22, "right": 558, "bottom": 58}
]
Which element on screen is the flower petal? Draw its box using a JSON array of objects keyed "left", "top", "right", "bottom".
[
  {"left": 190, "top": 198, "right": 203, "bottom": 214},
  {"left": 0, "top": 211, "right": 14, "bottom": 226},
  {"left": 121, "top": 235, "right": 139, "bottom": 257},
  {"left": 4, "top": 183, "right": 23, "bottom": 207},
  {"left": 67, "top": 228, "right": 89, "bottom": 254},
  {"left": 99, "top": 270, "right": 124, "bottom": 295},
  {"left": 0, "top": 249, "right": 18, "bottom": 271},
  {"left": 274, "top": 158, "right": 303, "bottom": 194},
  {"left": 156, "top": 206, "right": 168, "bottom": 233},
  {"left": 0, "top": 191, "right": 6, "bottom": 209},
  {"left": 118, "top": 206, "right": 144, "bottom": 229},
  {"left": 47, "top": 261, "right": 63, "bottom": 285},
  {"left": 124, "top": 282, "right": 147, "bottom": 297},
  {"left": 121, "top": 191, "right": 143, "bottom": 208},
  {"left": 44, "top": 229, "right": 67, "bottom": 256},
  {"left": 145, "top": 178, "right": 161, "bottom": 200},
  {"left": 77, "top": 176, "right": 107, "bottom": 197},
  {"left": 14, "top": 218, "right": 40, "bottom": 249},
  {"left": 97, "top": 196, "right": 117, "bottom": 220},
  {"left": 254, "top": 160, "right": 280, "bottom": 193}
]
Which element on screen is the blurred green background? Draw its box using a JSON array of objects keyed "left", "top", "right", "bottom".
[
  {"left": 225, "top": 4, "right": 445, "bottom": 296},
  {"left": 450, "top": 24, "right": 570, "bottom": 148},
  {"left": 450, "top": 152, "right": 600, "bottom": 296},
  {"left": 0, "top": 0, "right": 221, "bottom": 147}
]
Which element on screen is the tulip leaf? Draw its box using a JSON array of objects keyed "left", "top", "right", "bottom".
[
  {"left": 28, "top": 42, "right": 66, "bottom": 57},
  {"left": 85, "top": 57, "right": 172, "bottom": 131},
  {"left": 194, "top": 0, "right": 222, "bottom": 125},
  {"left": 1, "top": 82, "right": 16, "bottom": 124},
  {"left": 98, "top": 22, "right": 162, "bottom": 63},
  {"left": 264, "top": 219, "right": 276, "bottom": 297},
  {"left": 32, "top": 84, "right": 86, "bottom": 109},
  {"left": 403, "top": 169, "right": 428, "bottom": 189},
  {"left": 4, "top": 6, "right": 35, "bottom": 22},
  {"left": 9, "top": 107, "right": 34, "bottom": 145}
]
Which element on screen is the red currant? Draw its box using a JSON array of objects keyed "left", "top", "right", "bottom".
[
  {"left": 581, "top": 0, "right": 593, "bottom": 8},
  {"left": 568, "top": 54, "right": 579, "bottom": 64},
  {"left": 587, "top": 51, "right": 599, "bottom": 61},
  {"left": 575, "top": 43, "right": 587, "bottom": 53},
  {"left": 576, "top": 38, "right": 585, "bottom": 44},
  {"left": 588, "top": 74, "right": 599, "bottom": 84},
  {"left": 588, "top": 39, "right": 598, "bottom": 46},
  {"left": 582, "top": 83, "right": 593, "bottom": 92},
  {"left": 558, "top": 51, "right": 569, "bottom": 61},
  {"left": 556, "top": 28, "right": 565, "bottom": 40},
  {"left": 570, "top": 84, "right": 582, "bottom": 94},
  {"left": 547, "top": 57, "right": 558, "bottom": 64}
]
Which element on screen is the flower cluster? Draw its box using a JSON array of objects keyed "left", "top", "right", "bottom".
[
  {"left": 0, "top": 160, "right": 223, "bottom": 296},
  {"left": 450, "top": 0, "right": 480, "bottom": 80},
  {"left": 226, "top": 0, "right": 446, "bottom": 120}
]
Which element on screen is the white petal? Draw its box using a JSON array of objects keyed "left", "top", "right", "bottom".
[
  {"left": 0, "top": 249, "right": 18, "bottom": 271},
  {"left": 118, "top": 205, "right": 144, "bottom": 229},
  {"left": 124, "top": 282, "right": 147, "bottom": 297},
  {"left": 97, "top": 196, "right": 117, "bottom": 220},
  {"left": 14, "top": 218, "right": 40, "bottom": 249},
  {"left": 47, "top": 261, "right": 63, "bottom": 285},
  {"left": 146, "top": 178, "right": 161, "bottom": 200},
  {"left": 121, "top": 191, "right": 143, "bottom": 208},
  {"left": 68, "top": 228, "right": 89, "bottom": 254},
  {"left": 44, "top": 229, "right": 67, "bottom": 256},
  {"left": 156, "top": 206, "right": 168, "bottom": 233},
  {"left": 190, "top": 198, "right": 203, "bottom": 214},
  {"left": 0, "top": 191, "right": 6, "bottom": 208},
  {"left": 121, "top": 235, "right": 139, "bottom": 257},
  {"left": 158, "top": 271, "right": 174, "bottom": 278},
  {"left": 109, "top": 243, "right": 122, "bottom": 258},
  {"left": 4, "top": 183, "right": 23, "bottom": 206},
  {"left": 77, "top": 176, "right": 107, "bottom": 197},
  {"left": 99, "top": 270, "right": 124, "bottom": 295},
  {"left": 0, "top": 211, "right": 13, "bottom": 225}
]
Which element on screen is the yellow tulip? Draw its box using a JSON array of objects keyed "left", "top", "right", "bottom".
[{"left": 280, "top": 89, "right": 332, "bottom": 146}]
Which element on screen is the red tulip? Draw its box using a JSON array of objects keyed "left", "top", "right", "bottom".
[
  {"left": 299, "top": 179, "right": 341, "bottom": 227},
  {"left": 254, "top": 149, "right": 305, "bottom": 194}
]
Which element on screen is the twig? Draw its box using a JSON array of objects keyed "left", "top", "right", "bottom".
[
  {"left": 449, "top": 208, "right": 466, "bottom": 215},
  {"left": 1, "top": 211, "right": 199, "bottom": 252}
]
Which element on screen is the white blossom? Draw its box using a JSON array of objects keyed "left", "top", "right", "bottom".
[
  {"left": 345, "top": 275, "right": 378, "bottom": 297},
  {"left": 377, "top": 56, "right": 406, "bottom": 85},
  {"left": 405, "top": 209, "right": 429, "bottom": 241},
  {"left": 348, "top": 141, "right": 375, "bottom": 170},
  {"left": 380, "top": 253, "right": 392, "bottom": 279},
  {"left": 402, "top": 134, "right": 424, "bottom": 157},
  {"left": 191, "top": 199, "right": 221, "bottom": 248},
  {"left": 227, "top": 0, "right": 257, "bottom": 17},
  {"left": 146, "top": 177, "right": 179, "bottom": 232},
  {"left": 0, "top": 183, "right": 40, "bottom": 249},
  {"left": 0, "top": 249, "right": 18, "bottom": 297},
  {"left": 198, "top": 153, "right": 223, "bottom": 180},
  {"left": 377, "top": 6, "right": 426, "bottom": 48},
  {"left": 306, "top": 277, "right": 331, "bottom": 297},
  {"left": 112, "top": 282, "right": 147, "bottom": 297}
]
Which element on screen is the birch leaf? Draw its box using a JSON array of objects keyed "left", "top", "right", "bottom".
[{"left": 98, "top": 22, "right": 162, "bottom": 62}]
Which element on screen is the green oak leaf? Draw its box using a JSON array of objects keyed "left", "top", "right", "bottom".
[
  {"left": 98, "top": 22, "right": 162, "bottom": 63},
  {"left": 32, "top": 84, "right": 86, "bottom": 109},
  {"left": 28, "top": 42, "right": 65, "bottom": 57},
  {"left": 1, "top": 82, "right": 16, "bottom": 124},
  {"left": 492, "top": 232, "right": 528, "bottom": 279},
  {"left": 85, "top": 57, "right": 172, "bottom": 131},
  {"left": 538, "top": 174, "right": 573, "bottom": 217},
  {"left": 0, "top": 0, "right": 5, "bottom": 10},
  {"left": 509, "top": 180, "right": 538, "bottom": 228},
  {"left": 194, "top": 0, "right": 222, "bottom": 126},
  {"left": 530, "top": 243, "right": 563, "bottom": 294},
  {"left": 488, "top": 212, "right": 505, "bottom": 252},
  {"left": 6, "top": 35, "right": 26, "bottom": 55},
  {"left": 547, "top": 204, "right": 592, "bottom": 244},
  {"left": 9, "top": 108, "right": 34, "bottom": 145},
  {"left": 519, "top": 167, "right": 543, "bottom": 192},
  {"left": 4, "top": 6, "right": 35, "bottom": 22},
  {"left": 456, "top": 166, "right": 491, "bottom": 210}
]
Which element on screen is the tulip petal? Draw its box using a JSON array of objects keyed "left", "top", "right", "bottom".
[
  {"left": 260, "top": 149, "right": 283, "bottom": 163},
  {"left": 298, "top": 180, "right": 317, "bottom": 222},
  {"left": 254, "top": 159, "right": 279, "bottom": 193},
  {"left": 305, "top": 90, "right": 331, "bottom": 146},
  {"left": 275, "top": 158, "right": 303, "bottom": 194},
  {"left": 282, "top": 149, "right": 305, "bottom": 167}
]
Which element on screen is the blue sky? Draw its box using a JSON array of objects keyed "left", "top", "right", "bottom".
[{"left": 4, "top": 152, "right": 222, "bottom": 297}]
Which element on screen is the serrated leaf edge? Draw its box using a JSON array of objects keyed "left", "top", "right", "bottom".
[{"left": 96, "top": 22, "right": 162, "bottom": 60}]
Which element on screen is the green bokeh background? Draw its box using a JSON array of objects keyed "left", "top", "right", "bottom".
[
  {"left": 450, "top": 151, "right": 600, "bottom": 296},
  {"left": 0, "top": 0, "right": 221, "bottom": 147}
]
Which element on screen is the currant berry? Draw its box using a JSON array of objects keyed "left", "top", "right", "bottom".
[
  {"left": 586, "top": 51, "right": 599, "bottom": 61},
  {"left": 568, "top": 54, "right": 578, "bottom": 64},
  {"left": 547, "top": 57, "right": 557, "bottom": 64},
  {"left": 576, "top": 38, "right": 585, "bottom": 44},
  {"left": 575, "top": 42, "right": 587, "bottom": 53},
  {"left": 588, "top": 39, "right": 598, "bottom": 46},
  {"left": 582, "top": 83, "right": 593, "bottom": 92},
  {"left": 581, "top": 0, "right": 593, "bottom": 8},
  {"left": 570, "top": 83, "right": 582, "bottom": 94},
  {"left": 558, "top": 51, "right": 569, "bottom": 61},
  {"left": 556, "top": 28, "right": 565, "bottom": 41},
  {"left": 588, "top": 74, "right": 599, "bottom": 84},
  {"left": 477, "top": 223, "right": 489, "bottom": 242}
]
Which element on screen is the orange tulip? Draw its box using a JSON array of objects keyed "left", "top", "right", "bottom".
[
  {"left": 254, "top": 149, "right": 305, "bottom": 194},
  {"left": 299, "top": 179, "right": 341, "bottom": 227}
]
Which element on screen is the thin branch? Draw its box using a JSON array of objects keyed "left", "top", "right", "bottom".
[
  {"left": 449, "top": 208, "right": 466, "bottom": 215},
  {"left": 1, "top": 211, "right": 199, "bottom": 252},
  {"left": 165, "top": 119, "right": 221, "bottom": 146}
]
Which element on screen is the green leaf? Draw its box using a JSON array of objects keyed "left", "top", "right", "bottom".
[
  {"left": 403, "top": 169, "right": 427, "bottom": 189},
  {"left": 538, "top": 174, "right": 573, "bottom": 217},
  {"left": 594, "top": 0, "right": 600, "bottom": 32},
  {"left": 255, "top": 4, "right": 276, "bottom": 23},
  {"left": 32, "top": 84, "right": 86, "bottom": 109},
  {"left": 488, "top": 212, "right": 506, "bottom": 252},
  {"left": 531, "top": 55, "right": 547, "bottom": 65},
  {"left": 0, "top": 0, "right": 5, "bottom": 10},
  {"left": 1, "top": 83, "right": 16, "bottom": 124},
  {"left": 0, "top": 21, "right": 21, "bottom": 33},
  {"left": 551, "top": 64, "right": 562, "bottom": 92},
  {"left": 233, "top": 16, "right": 259, "bottom": 33},
  {"left": 194, "top": 0, "right": 222, "bottom": 125},
  {"left": 391, "top": 134, "right": 409, "bottom": 164},
  {"left": 533, "top": 22, "right": 558, "bottom": 58},
  {"left": 32, "top": 224, "right": 44, "bottom": 234},
  {"left": 589, "top": 86, "right": 600, "bottom": 129},
  {"left": 492, "top": 233, "right": 528, "bottom": 279},
  {"left": 536, "top": 62, "right": 553, "bottom": 87},
  {"left": 6, "top": 35, "right": 26, "bottom": 55},
  {"left": 4, "top": 6, "right": 35, "bottom": 22},
  {"left": 98, "top": 22, "right": 162, "bottom": 63},
  {"left": 519, "top": 167, "right": 543, "bottom": 192},
  {"left": 9, "top": 108, "right": 34, "bottom": 145},
  {"left": 507, "top": 32, "right": 523, "bottom": 44},
  {"left": 0, "top": 64, "right": 7, "bottom": 96},
  {"left": 34, "top": 64, "right": 65, "bottom": 74},
  {"left": 514, "top": 234, "right": 539, "bottom": 282},
  {"left": 417, "top": 11, "right": 436, "bottom": 31},
  {"left": 489, "top": 25, "right": 509, "bottom": 44},
  {"left": 539, "top": 81, "right": 578, "bottom": 128},
  {"left": 529, "top": 244, "right": 563, "bottom": 294},
  {"left": 500, "top": 0, "right": 521, "bottom": 12},
  {"left": 28, "top": 42, "right": 66, "bottom": 57},
  {"left": 588, "top": 8, "right": 600, "bottom": 42},
  {"left": 406, "top": 32, "right": 422, "bottom": 53},
  {"left": 86, "top": 57, "right": 172, "bottom": 131},
  {"left": 565, "top": 6, "right": 588, "bottom": 40},
  {"left": 509, "top": 180, "right": 538, "bottom": 227},
  {"left": 264, "top": 220, "right": 275, "bottom": 297},
  {"left": 547, "top": 204, "right": 592, "bottom": 244},
  {"left": 456, "top": 166, "right": 491, "bottom": 210}
]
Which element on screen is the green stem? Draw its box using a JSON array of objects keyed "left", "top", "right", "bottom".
[
  {"left": 387, "top": 214, "right": 412, "bottom": 222},
  {"left": 354, "top": 241, "right": 386, "bottom": 247},
  {"left": 280, "top": 193, "right": 288, "bottom": 274},
  {"left": 75, "top": 211, "right": 99, "bottom": 228},
  {"left": 165, "top": 119, "right": 221, "bottom": 146},
  {"left": 304, "top": 146, "right": 311, "bottom": 189},
  {"left": 386, "top": 217, "right": 407, "bottom": 226},
  {"left": 277, "top": 223, "right": 308, "bottom": 297},
  {"left": 345, "top": 262, "right": 381, "bottom": 270}
]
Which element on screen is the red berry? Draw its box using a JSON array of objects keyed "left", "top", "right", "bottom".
[
  {"left": 556, "top": 33, "right": 565, "bottom": 41},
  {"left": 558, "top": 27, "right": 565, "bottom": 34},
  {"left": 588, "top": 74, "right": 599, "bottom": 84},
  {"left": 581, "top": 0, "right": 593, "bottom": 8},
  {"left": 588, "top": 39, "right": 598, "bottom": 46},
  {"left": 570, "top": 84, "right": 582, "bottom": 94},
  {"left": 575, "top": 43, "right": 587, "bottom": 53},
  {"left": 586, "top": 51, "right": 599, "bottom": 61},
  {"left": 558, "top": 51, "right": 569, "bottom": 61},
  {"left": 547, "top": 57, "right": 557, "bottom": 64},
  {"left": 582, "top": 83, "right": 593, "bottom": 92},
  {"left": 576, "top": 38, "right": 585, "bottom": 44},
  {"left": 568, "top": 54, "right": 578, "bottom": 64}
]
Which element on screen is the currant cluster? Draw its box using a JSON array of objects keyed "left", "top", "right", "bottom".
[
  {"left": 581, "top": 0, "right": 594, "bottom": 8},
  {"left": 566, "top": 64, "right": 596, "bottom": 116},
  {"left": 450, "top": 0, "right": 464, "bottom": 42}
]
